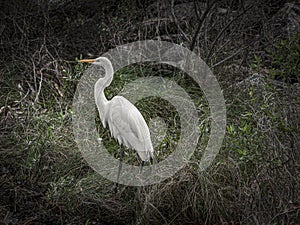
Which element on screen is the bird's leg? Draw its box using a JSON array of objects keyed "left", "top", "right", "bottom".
[
  {"left": 151, "top": 155, "right": 157, "bottom": 169},
  {"left": 114, "top": 145, "right": 123, "bottom": 193},
  {"left": 139, "top": 161, "right": 145, "bottom": 174},
  {"left": 147, "top": 155, "right": 157, "bottom": 174},
  {"left": 118, "top": 145, "right": 123, "bottom": 180}
]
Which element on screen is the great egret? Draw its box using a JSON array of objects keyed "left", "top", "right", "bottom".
[{"left": 80, "top": 57, "right": 154, "bottom": 187}]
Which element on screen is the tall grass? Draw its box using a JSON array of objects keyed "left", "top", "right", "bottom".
[
  {"left": 1, "top": 1, "right": 299, "bottom": 224},
  {"left": 1, "top": 58, "right": 299, "bottom": 224}
]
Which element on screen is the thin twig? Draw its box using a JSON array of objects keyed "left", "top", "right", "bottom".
[
  {"left": 269, "top": 209, "right": 298, "bottom": 224},
  {"left": 206, "top": 5, "right": 254, "bottom": 63},
  {"left": 190, "top": 0, "right": 216, "bottom": 51},
  {"left": 170, "top": 0, "right": 190, "bottom": 42},
  {"left": 211, "top": 49, "right": 242, "bottom": 68},
  {"left": 148, "top": 202, "right": 168, "bottom": 224}
]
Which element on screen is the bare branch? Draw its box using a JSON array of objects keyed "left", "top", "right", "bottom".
[
  {"left": 190, "top": 0, "right": 216, "bottom": 51},
  {"left": 170, "top": 0, "right": 191, "bottom": 42},
  {"left": 206, "top": 5, "right": 254, "bottom": 63},
  {"left": 211, "top": 49, "right": 242, "bottom": 68}
]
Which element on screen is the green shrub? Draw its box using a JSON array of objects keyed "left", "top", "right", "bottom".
[{"left": 268, "top": 32, "right": 300, "bottom": 83}]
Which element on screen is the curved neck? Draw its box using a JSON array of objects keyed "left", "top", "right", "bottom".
[{"left": 94, "top": 57, "right": 114, "bottom": 123}]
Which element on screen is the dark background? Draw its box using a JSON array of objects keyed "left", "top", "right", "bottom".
[{"left": 1, "top": 0, "right": 299, "bottom": 224}]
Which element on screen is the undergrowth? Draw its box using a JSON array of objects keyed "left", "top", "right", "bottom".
[
  {"left": 1, "top": 57, "right": 299, "bottom": 224},
  {"left": 1, "top": 1, "right": 299, "bottom": 225}
]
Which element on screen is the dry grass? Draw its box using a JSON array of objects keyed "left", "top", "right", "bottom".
[{"left": 1, "top": 0, "right": 299, "bottom": 224}]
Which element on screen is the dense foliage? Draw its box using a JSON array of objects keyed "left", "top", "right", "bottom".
[{"left": 1, "top": 0, "right": 299, "bottom": 224}]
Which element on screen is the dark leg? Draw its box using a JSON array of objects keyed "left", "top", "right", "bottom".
[
  {"left": 140, "top": 161, "right": 145, "bottom": 174},
  {"left": 114, "top": 145, "right": 123, "bottom": 193},
  {"left": 149, "top": 155, "right": 157, "bottom": 173},
  {"left": 150, "top": 155, "right": 157, "bottom": 168}
]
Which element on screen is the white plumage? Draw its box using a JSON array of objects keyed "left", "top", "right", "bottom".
[
  {"left": 104, "top": 95, "right": 154, "bottom": 161},
  {"left": 80, "top": 57, "right": 154, "bottom": 163}
]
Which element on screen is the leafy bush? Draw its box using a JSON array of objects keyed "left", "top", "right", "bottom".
[{"left": 268, "top": 32, "right": 300, "bottom": 83}]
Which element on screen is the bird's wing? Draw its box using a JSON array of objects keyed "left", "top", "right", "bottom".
[
  {"left": 107, "top": 96, "right": 150, "bottom": 144},
  {"left": 106, "top": 96, "right": 154, "bottom": 161}
]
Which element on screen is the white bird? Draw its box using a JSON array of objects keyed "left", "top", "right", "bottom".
[{"left": 80, "top": 57, "right": 154, "bottom": 186}]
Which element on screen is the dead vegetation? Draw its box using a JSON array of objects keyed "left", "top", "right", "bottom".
[{"left": 1, "top": 0, "right": 299, "bottom": 224}]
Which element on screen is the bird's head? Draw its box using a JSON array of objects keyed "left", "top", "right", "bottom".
[{"left": 79, "top": 57, "right": 114, "bottom": 85}]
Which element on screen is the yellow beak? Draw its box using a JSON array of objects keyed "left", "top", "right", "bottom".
[{"left": 79, "top": 59, "right": 95, "bottom": 63}]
